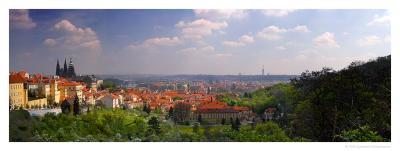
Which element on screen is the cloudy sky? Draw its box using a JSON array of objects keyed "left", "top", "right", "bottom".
[{"left": 9, "top": 9, "right": 390, "bottom": 75}]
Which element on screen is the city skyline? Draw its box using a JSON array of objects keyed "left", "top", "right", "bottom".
[{"left": 10, "top": 9, "right": 390, "bottom": 75}]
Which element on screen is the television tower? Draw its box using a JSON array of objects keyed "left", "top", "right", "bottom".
[{"left": 262, "top": 65, "right": 265, "bottom": 76}]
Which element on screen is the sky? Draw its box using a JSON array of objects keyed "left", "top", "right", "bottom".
[{"left": 9, "top": 9, "right": 391, "bottom": 75}]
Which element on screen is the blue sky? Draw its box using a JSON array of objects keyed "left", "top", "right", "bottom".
[{"left": 9, "top": 9, "right": 391, "bottom": 75}]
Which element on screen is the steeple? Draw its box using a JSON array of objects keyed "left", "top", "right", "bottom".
[
  {"left": 63, "top": 58, "right": 68, "bottom": 77},
  {"left": 67, "top": 57, "right": 76, "bottom": 78},
  {"left": 56, "top": 59, "right": 60, "bottom": 76}
]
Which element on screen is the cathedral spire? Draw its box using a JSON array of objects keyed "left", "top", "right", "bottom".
[
  {"left": 56, "top": 59, "right": 60, "bottom": 76},
  {"left": 63, "top": 58, "right": 68, "bottom": 77},
  {"left": 67, "top": 57, "right": 76, "bottom": 78}
]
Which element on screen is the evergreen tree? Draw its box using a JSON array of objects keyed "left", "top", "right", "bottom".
[
  {"left": 193, "top": 122, "right": 199, "bottom": 133},
  {"left": 61, "top": 99, "right": 70, "bottom": 114},
  {"left": 73, "top": 95, "right": 80, "bottom": 115},
  {"left": 243, "top": 92, "right": 248, "bottom": 98},
  {"left": 147, "top": 116, "right": 161, "bottom": 135},
  {"left": 231, "top": 117, "right": 241, "bottom": 131},
  {"left": 168, "top": 106, "right": 174, "bottom": 119},
  {"left": 143, "top": 103, "right": 151, "bottom": 114},
  {"left": 197, "top": 114, "right": 203, "bottom": 123},
  {"left": 231, "top": 117, "right": 236, "bottom": 130},
  {"left": 235, "top": 117, "right": 241, "bottom": 130},
  {"left": 221, "top": 118, "right": 226, "bottom": 125}
]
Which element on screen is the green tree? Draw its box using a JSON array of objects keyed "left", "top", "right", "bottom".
[
  {"left": 60, "top": 99, "right": 70, "bottom": 114},
  {"left": 335, "top": 125, "right": 384, "bottom": 142},
  {"left": 147, "top": 116, "right": 161, "bottom": 135},
  {"left": 73, "top": 95, "right": 80, "bottom": 116},
  {"left": 193, "top": 122, "right": 199, "bottom": 133},
  {"left": 168, "top": 106, "right": 174, "bottom": 119},
  {"left": 290, "top": 55, "right": 391, "bottom": 141},
  {"left": 143, "top": 103, "right": 151, "bottom": 114},
  {"left": 197, "top": 114, "right": 203, "bottom": 123}
]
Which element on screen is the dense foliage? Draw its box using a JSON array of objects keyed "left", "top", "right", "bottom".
[
  {"left": 290, "top": 55, "right": 390, "bottom": 141},
  {"left": 10, "top": 109, "right": 291, "bottom": 142}
]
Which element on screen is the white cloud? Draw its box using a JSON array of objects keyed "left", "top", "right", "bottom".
[
  {"left": 46, "top": 19, "right": 102, "bottom": 51},
  {"left": 367, "top": 15, "right": 390, "bottom": 26},
  {"left": 290, "top": 25, "right": 309, "bottom": 33},
  {"left": 180, "top": 45, "right": 215, "bottom": 54},
  {"left": 240, "top": 35, "right": 254, "bottom": 43},
  {"left": 313, "top": 32, "right": 340, "bottom": 48},
  {"left": 262, "top": 9, "right": 297, "bottom": 17},
  {"left": 129, "top": 36, "right": 183, "bottom": 50},
  {"left": 343, "top": 32, "right": 350, "bottom": 35},
  {"left": 358, "top": 35, "right": 382, "bottom": 46},
  {"left": 176, "top": 19, "right": 228, "bottom": 40},
  {"left": 9, "top": 9, "right": 36, "bottom": 29},
  {"left": 43, "top": 38, "right": 57, "bottom": 47},
  {"left": 193, "top": 9, "right": 247, "bottom": 20},
  {"left": 257, "top": 25, "right": 287, "bottom": 40},
  {"left": 257, "top": 25, "right": 309, "bottom": 40},
  {"left": 275, "top": 46, "right": 287, "bottom": 50},
  {"left": 215, "top": 53, "right": 233, "bottom": 57},
  {"left": 222, "top": 34, "right": 254, "bottom": 47}
]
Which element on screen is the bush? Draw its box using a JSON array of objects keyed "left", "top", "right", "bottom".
[{"left": 335, "top": 125, "right": 385, "bottom": 142}]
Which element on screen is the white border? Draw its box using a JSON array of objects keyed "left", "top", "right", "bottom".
[{"left": 1, "top": 0, "right": 399, "bottom": 151}]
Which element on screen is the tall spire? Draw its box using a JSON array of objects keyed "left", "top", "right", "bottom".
[
  {"left": 63, "top": 58, "right": 68, "bottom": 77},
  {"left": 56, "top": 59, "right": 60, "bottom": 76},
  {"left": 67, "top": 57, "right": 76, "bottom": 78}
]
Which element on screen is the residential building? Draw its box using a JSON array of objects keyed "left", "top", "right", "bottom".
[{"left": 9, "top": 74, "right": 27, "bottom": 109}]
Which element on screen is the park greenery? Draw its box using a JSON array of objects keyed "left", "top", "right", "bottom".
[
  {"left": 10, "top": 55, "right": 390, "bottom": 142},
  {"left": 9, "top": 108, "right": 291, "bottom": 142}
]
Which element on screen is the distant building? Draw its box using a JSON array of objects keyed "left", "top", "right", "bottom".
[
  {"left": 264, "top": 107, "right": 280, "bottom": 120},
  {"left": 75, "top": 75, "right": 98, "bottom": 92},
  {"left": 97, "top": 94, "right": 122, "bottom": 109},
  {"left": 56, "top": 58, "right": 76, "bottom": 79},
  {"left": 190, "top": 101, "right": 253, "bottom": 124},
  {"left": 50, "top": 79, "right": 61, "bottom": 104},
  {"left": 262, "top": 65, "right": 265, "bottom": 76},
  {"left": 58, "top": 81, "right": 83, "bottom": 103},
  {"left": 9, "top": 74, "right": 28, "bottom": 109}
]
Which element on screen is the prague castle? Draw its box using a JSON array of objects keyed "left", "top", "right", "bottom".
[{"left": 56, "top": 58, "right": 76, "bottom": 78}]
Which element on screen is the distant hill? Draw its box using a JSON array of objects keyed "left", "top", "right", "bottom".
[{"left": 95, "top": 74, "right": 298, "bottom": 82}]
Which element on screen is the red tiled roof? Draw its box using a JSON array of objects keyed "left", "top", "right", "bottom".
[
  {"left": 59, "top": 81, "right": 80, "bottom": 86},
  {"left": 17, "top": 71, "right": 28, "bottom": 78},
  {"left": 9, "top": 74, "right": 26, "bottom": 84},
  {"left": 233, "top": 106, "right": 250, "bottom": 111},
  {"left": 197, "top": 101, "right": 228, "bottom": 110},
  {"left": 265, "top": 107, "right": 277, "bottom": 113}
]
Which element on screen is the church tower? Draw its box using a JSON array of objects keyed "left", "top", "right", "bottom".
[
  {"left": 63, "top": 58, "right": 68, "bottom": 77},
  {"left": 56, "top": 59, "right": 61, "bottom": 76},
  {"left": 67, "top": 58, "right": 76, "bottom": 78}
]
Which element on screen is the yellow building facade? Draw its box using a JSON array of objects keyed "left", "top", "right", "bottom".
[{"left": 9, "top": 74, "right": 28, "bottom": 109}]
